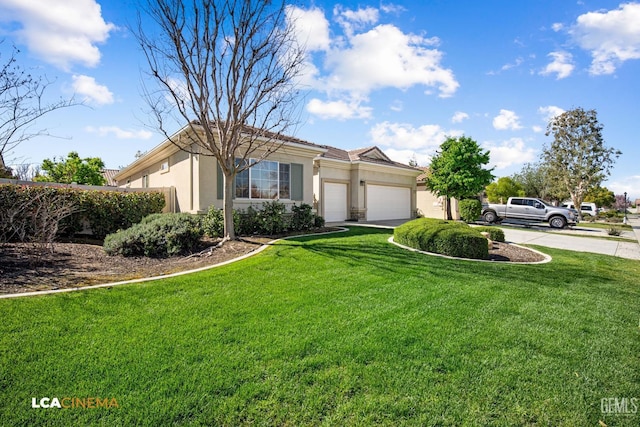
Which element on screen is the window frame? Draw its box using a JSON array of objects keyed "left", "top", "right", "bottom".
[{"left": 234, "top": 158, "right": 291, "bottom": 200}]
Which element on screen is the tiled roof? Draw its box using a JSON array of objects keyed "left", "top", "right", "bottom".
[
  {"left": 101, "top": 169, "right": 120, "bottom": 186},
  {"left": 317, "top": 145, "right": 418, "bottom": 171}
]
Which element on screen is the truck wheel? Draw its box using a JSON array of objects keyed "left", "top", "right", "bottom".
[
  {"left": 549, "top": 216, "right": 566, "bottom": 229},
  {"left": 483, "top": 211, "right": 497, "bottom": 223}
]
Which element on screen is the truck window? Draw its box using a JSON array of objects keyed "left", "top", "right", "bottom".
[{"left": 511, "top": 199, "right": 523, "bottom": 205}]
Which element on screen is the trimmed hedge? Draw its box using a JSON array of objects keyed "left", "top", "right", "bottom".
[
  {"left": 103, "top": 213, "right": 203, "bottom": 257},
  {"left": 0, "top": 184, "right": 165, "bottom": 240},
  {"left": 394, "top": 218, "right": 489, "bottom": 259},
  {"left": 474, "top": 226, "right": 505, "bottom": 242},
  {"left": 202, "top": 201, "right": 324, "bottom": 237}
]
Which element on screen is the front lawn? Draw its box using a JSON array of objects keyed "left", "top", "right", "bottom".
[{"left": 1, "top": 227, "right": 638, "bottom": 426}]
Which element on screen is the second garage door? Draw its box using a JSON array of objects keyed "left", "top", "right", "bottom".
[
  {"left": 323, "top": 182, "right": 348, "bottom": 222},
  {"left": 367, "top": 185, "right": 411, "bottom": 221}
]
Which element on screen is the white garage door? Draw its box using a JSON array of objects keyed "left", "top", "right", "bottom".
[
  {"left": 323, "top": 182, "right": 348, "bottom": 222},
  {"left": 367, "top": 185, "right": 411, "bottom": 221}
]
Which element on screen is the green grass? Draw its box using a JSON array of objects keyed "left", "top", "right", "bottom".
[{"left": 1, "top": 227, "right": 639, "bottom": 426}]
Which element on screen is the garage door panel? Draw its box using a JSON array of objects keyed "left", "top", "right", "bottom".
[
  {"left": 324, "top": 182, "right": 348, "bottom": 222},
  {"left": 367, "top": 185, "right": 410, "bottom": 221}
]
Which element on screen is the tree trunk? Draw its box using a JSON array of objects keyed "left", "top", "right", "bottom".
[
  {"left": 445, "top": 197, "right": 452, "bottom": 220},
  {"left": 223, "top": 172, "right": 236, "bottom": 240}
]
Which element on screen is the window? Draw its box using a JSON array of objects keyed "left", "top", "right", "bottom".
[
  {"left": 142, "top": 174, "right": 149, "bottom": 188},
  {"left": 234, "top": 159, "right": 290, "bottom": 200},
  {"left": 160, "top": 159, "right": 169, "bottom": 173}
]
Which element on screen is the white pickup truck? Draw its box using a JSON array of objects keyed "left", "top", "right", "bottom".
[{"left": 482, "top": 197, "right": 579, "bottom": 228}]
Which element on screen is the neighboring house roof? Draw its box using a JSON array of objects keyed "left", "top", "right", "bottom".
[
  {"left": 101, "top": 169, "right": 120, "bottom": 186},
  {"left": 415, "top": 167, "right": 430, "bottom": 183}
]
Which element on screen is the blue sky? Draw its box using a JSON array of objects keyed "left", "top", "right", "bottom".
[{"left": 1, "top": 1, "right": 638, "bottom": 200}]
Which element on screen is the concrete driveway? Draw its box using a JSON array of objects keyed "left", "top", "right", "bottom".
[{"left": 330, "top": 217, "right": 640, "bottom": 260}]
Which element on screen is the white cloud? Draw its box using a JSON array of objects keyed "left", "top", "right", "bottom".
[
  {"left": 85, "top": 126, "right": 153, "bottom": 140},
  {"left": 306, "top": 98, "right": 372, "bottom": 120},
  {"left": 492, "top": 109, "right": 522, "bottom": 130},
  {"left": 552, "top": 23, "right": 564, "bottom": 32},
  {"left": 334, "top": 5, "right": 379, "bottom": 37},
  {"left": 288, "top": 5, "right": 459, "bottom": 120},
  {"left": 72, "top": 74, "right": 114, "bottom": 105},
  {"left": 501, "top": 57, "right": 524, "bottom": 71},
  {"left": 390, "top": 100, "right": 403, "bottom": 112},
  {"left": 540, "top": 51, "right": 574, "bottom": 79},
  {"left": 571, "top": 3, "right": 640, "bottom": 75},
  {"left": 323, "top": 24, "right": 456, "bottom": 97},
  {"left": 451, "top": 111, "right": 469, "bottom": 123},
  {"left": 607, "top": 175, "right": 640, "bottom": 201},
  {"left": 482, "top": 138, "right": 536, "bottom": 170},
  {"left": 369, "top": 121, "right": 461, "bottom": 151},
  {"left": 0, "top": 0, "right": 115, "bottom": 70},
  {"left": 532, "top": 125, "right": 543, "bottom": 133},
  {"left": 538, "top": 105, "right": 565, "bottom": 123},
  {"left": 383, "top": 148, "right": 432, "bottom": 166},
  {"left": 286, "top": 6, "right": 330, "bottom": 52}
]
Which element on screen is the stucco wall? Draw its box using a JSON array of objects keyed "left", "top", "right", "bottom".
[{"left": 416, "top": 186, "right": 460, "bottom": 220}]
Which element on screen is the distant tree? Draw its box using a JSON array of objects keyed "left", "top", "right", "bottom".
[
  {"left": 584, "top": 186, "right": 615, "bottom": 208},
  {"left": 543, "top": 108, "right": 621, "bottom": 218},
  {"left": 0, "top": 42, "right": 76, "bottom": 174},
  {"left": 485, "top": 177, "right": 524, "bottom": 203},
  {"left": 34, "top": 152, "right": 106, "bottom": 185},
  {"left": 408, "top": 154, "right": 418, "bottom": 167},
  {"left": 511, "top": 162, "right": 553, "bottom": 200},
  {"left": 136, "top": 0, "right": 305, "bottom": 240},
  {"left": 613, "top": 194, "right": 630, "bottom": 211},
  {"left": 424, "top": 136, "right": 494, "bottom": 220}
]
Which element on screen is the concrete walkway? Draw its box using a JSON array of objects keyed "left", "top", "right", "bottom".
[{"left": 330, "top": 217, "right": 640, "bottom": 261}]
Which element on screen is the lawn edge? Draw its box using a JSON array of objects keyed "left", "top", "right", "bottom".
[
  {"left": 388, "top": 236, "right": 552, "bottom": 264},
  {"left": 0, "top": 227, "right": 350, "bottom": 300}
]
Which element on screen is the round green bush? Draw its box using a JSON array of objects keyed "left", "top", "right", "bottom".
[
  {"left": 473, "top": 226, "right": 505, "bottom": 242},
  {"left": 458, "top": 199, "right": 482, "bottom": 223},
  {"left": 104, "top": 213, "right": 203, "bottom": 257},
  {"left": 394, "top": 218, "right": 489, "bottom": 260}
]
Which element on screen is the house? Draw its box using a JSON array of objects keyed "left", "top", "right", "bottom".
[
  {"left": 101, "top": 169, "right": 120, "bottom": 187},
  {"left": 113, "top": 124, "right": 421, "bottom": 222},
  {"left": 415, "top": 167, "right": 461, "bottom": 220}
]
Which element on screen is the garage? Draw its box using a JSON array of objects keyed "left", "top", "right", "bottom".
[
  {"left": 366, "top": 185, "right": 411, "bottom": 221},
  {"left": 323, "top": 182, "right": 348, "bottom": 222}
]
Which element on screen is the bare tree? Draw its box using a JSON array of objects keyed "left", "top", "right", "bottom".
[
  {"left": 136, "top": 0, "right": 306, "bottom": 240},
  {"left": 0, "top": 42, "right": 76, "bottom": 174}
]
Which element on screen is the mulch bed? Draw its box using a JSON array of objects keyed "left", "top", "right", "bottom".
[{"left": 0, "top": 229, "right": 546, "bottom": 295}]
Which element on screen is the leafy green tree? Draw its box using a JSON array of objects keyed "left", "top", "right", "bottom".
[
  {"left": 584, "top": 186, "right": 615, "bottom": 208},
  {"left": 34, "top": 151, "right": 106, "bottom": 185},
  {"left": 485, "top": 177, "right": 524, "bottom": 203},
  {"left": 512, "top": 162, "right": 551, "bottom": 200},
  {"left": 424, "top": 136, "right": 494, "bottom": 220},
  {"left": 543, "top": 107, "right": 620, "bottom": 218}
]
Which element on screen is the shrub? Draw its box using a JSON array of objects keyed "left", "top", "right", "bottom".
[
  {"left": 394, "top": 218, "right": 489, "bottom": 259},
  {"left": 459, "top": 199, "right": 482, "bottom": 223},
  {"left": 258, "top": 200, "right": 289, "bottom": 235},
  {"left": 200, "top": 202, "right": 326, "bottom": 237},
  {"left": 474, "top": 226, "right": 505, "bottom": 242},
  {"left": 0, "top": 184, "right": 165, "bottom": 240},
  {"left": 291, "top": 203, "right": 315, "bottom": 231},
  {"left": 104, "top": 213, "right": 203, "bottom": 257},
  {"left": 607, "top": 226, "right": 622, "bottom": 236},
  {"left": 202, "top": 207, "right": 225, "bottom": 238}
]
